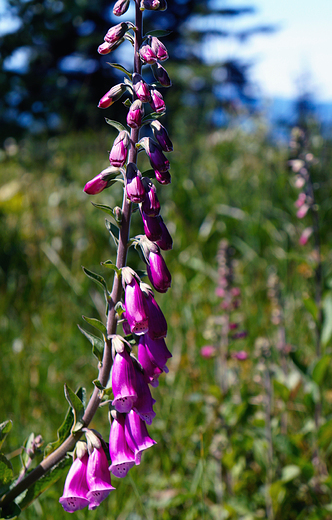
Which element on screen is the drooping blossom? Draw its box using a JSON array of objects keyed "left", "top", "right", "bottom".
[
  {"left": 125, "top": 410, "right": 156, "bottom": 464},
  {"left": 132, "top": 73, "right": 151, "bottom": 102},
  {"left": 139, "top": 334, "right": 171, "bottom": 371},
  {"left": 152, "top": 63, "right": 172, "bottom": 87},
  {"left": 141, "top": 179, "right": 161, "bottom": 216},
  {"left": 141, "top": 283, "right": 167, "bottom": 339},
  {"left": 138, "top": 342, "right": 163, "bottom": 386},
  {"left": 109, "top": 413, "right": 135, "bottom": 478},
  {"left": 200, "top": 345, "right": 216, "bottom": 359},
  {"left": 139, "top": 44, "right": 157, "bottom": 65},
  {"left": 127, "top": 99, "right": 144, "bottom": 129},
  {"left": 231, "top": 350, "right": 248, "bottom": 361},
  {"left": 113, "top": 0, "right": 130, "bottom": 16},
  {"left": 151, "top": 120, "right": 173, "bottom": 152},
  {"left": 156, "top": 217, "right": 173, "bottom": 251},
  {"left": 109, "top": 130, "right": 130, "bottom": 167},
  {"left": 112, "top": 345, "right": 137, "bottom": 413},
  {"left": 149, "top": 88, "right": 166, "bottom": 113},
  {"left": 299, "top": 227, "right": 313, "bottom": 245},
  {"left": 296, "top": 203, "right": 309, "bottom": 219},
  {"left": 86, "top": 446, "right": 115, "bottom": 510},
  {"left": 104, "top": 22, "right": 128, "bottom": 44},
  {"left": 141, "top": 209, "right": 163, "bottom": 242},
  {"left": 147, "top": 249, "right": 172, "bottom": 293},
  {"left": 133, "top": 365, "right": 156, "bottom": 425},
  {"left": 59, "top": 452, "right": 90, "bottom": 513},
  {"left": 126, "top": 163, "right": 145, "bottom": 203},
  {"left": 84, "top": 166, "right": 121, "bottom": 195},
  {"left": 123, "top": 270, "right": 149, "bottom": 334}
]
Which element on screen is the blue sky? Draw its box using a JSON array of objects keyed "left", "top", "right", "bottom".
[
  {"left": 1, "top": 0, "right": 332, "bottom": 101},
  {"left": 205, "top": 0, "right": 332, "bottom": 101}
]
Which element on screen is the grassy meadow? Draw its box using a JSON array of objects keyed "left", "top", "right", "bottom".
[{"left": 1, "top": 112, "right": 332, "bottom": 520}]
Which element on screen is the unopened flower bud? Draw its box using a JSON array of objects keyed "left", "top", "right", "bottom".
[
  {"left": 141, "top": 209, "right": 163, "bottom": 241},
  {"left": 139, "top": 137, "right": 170, "bottom": 177},
  {"left": 147, "top": 249, "right": 171, "bottom": 293},
  {"left": 84, "top": 429, "right": 102, "bottom": 452},
  {"left": 126, "top": 163, "right": 145, "bottom": 203},
  {"left": 150, "top": 120, "right": 173, "bottom": 152},
  {"left": 152, "top": 62, "right": 171, "bottom": 87},
  {"left": 141, "top": 179, "right": 160, "bottom": 216},
  {"left": 113, "top": 0, "right": 130, "bottom": 16},
  {"left": 109, "top": 130, "right": 130, "bottom": 167},
  {"left": 98, "top": 83, "right": 127, "bottom": 109},
  {"left": 104, "top": 22, "right": 128, "bottom": 44},
  {"left": 299, "top": 227, "right": 313, "bottom": 245},
  {"left": 139, "top": 44, "right": 157, "bottom": 65},
  {"left": 294, "top": 192, "right": 306, "bottom": 208},
  {"left": 132, "top": 73, "right": 151, "bottom": 102},
  {"left": 296, "top": 203, "right": 309, "bottom": 219},
  {"left": 149, "top": 88, "right": 166, "bottom": 113},
  {"left": 84, "top": 166, "right": 122, "bottom": 195},
  {"left": 156, "top": 217, "right": 173, "bottom": 251},
  {"left": 127, "top": 99, "right": 144, "bottom": 129},
  {"left": 140, "top": 0, "right": 167, "bottom": 10},
  {"left": 149, "top": 36, "right": 168, "bottom": 61}
]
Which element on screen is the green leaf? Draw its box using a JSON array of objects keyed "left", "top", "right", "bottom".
[
  {"left": 105, "top": 119, "right": 127, "bottom": 133},
  {"left": 91, "top": 202, "right": 120, "bottom": 220},
  {"left": 322, "top": 293, "right": 332, "bottom": 346},
  {"left": 64, "top": 385, "right": 85, "bottom": 433},
  {"left": 44, "top": 407, "right": 74, "bottom": 458},
  {"left": 17, "top": 457, "right": 72, "bottom": 511},
  {"left": 92, "top": 379, "right": 105, "bottom": 391},
  {"left": 105, "top": 219, "right": 119, "bottom": 247},
  {"left": 142, "top": 112, "right": 165, "bottom": 125},
  {"left": 0, "top": 455, "right": 13, "bottom": 487},
  {"left": 281, "top": 464, "right": 301, "bottom": 482},
  {"left": 20, "top": 434, "right": 35, "bottom": 470},
  {"left": 303, "top": 297, "right": 318, "bottom": 321},
  {"left": 77, "top": 325, "right": 104, "bottom": 362},
  {"left": 82, "top": 267, "right": 109, "bottom": 295},
  {"left": 273, "top": 380, "right": 290, "bottom": 402},
  {"left": 0, "top": 501, "right": 21, "bottom": 519},
  {"left": 145, "top": 29, "right": 172, "bottom": 38},
  {"left": 0, "top": 422, "right": 12, "bottom": 451},
  {"left": 312, "top": 354, "right": 331, "bottom": 385},
  {"left": 101, "top": 260, "right": 121, "bottom": 275},
  {"left": 82, "top": 316, "right": 107, "bottom": 335},
  {"left": 141, "top": 169, "right": 155, "bottom": 179},
  {"left": 108, "top": 63, "right": 132, "bottom": 79}
]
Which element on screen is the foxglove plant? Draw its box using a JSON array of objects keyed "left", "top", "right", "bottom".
[{"left": 0, "top": 0, "right": 174, "bottom": 515}]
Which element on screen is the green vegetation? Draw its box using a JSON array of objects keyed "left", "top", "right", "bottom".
[{"left": 1, "top": 115, "right": 332, "bottom": 519}]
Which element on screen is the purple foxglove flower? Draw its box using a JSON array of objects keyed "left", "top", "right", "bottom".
[
  {"left": 139, "top": 334, "right": 171, "bottom": 371},
  {"left": 98, "top": 42, "right": 113, "bottom": 55},
  {"left": 109, "top": 413, "right": 135, "bottom": 478},
  {"left": 139, "top": 44, "right": 157, "bottom": 65},
  {"left": 155, "top": 169, "right": 171, "bottom": 185},
  {"left": 149, "top": 36, "right": 168, "bottom": 61},
  {"left": 86, "top": 446, "right": 115, "bottom": 510},
  {"left": 133, "top": 365, "right": 156, "bottom": 425},
  {"left": 124, "top": 275, "right": 149, "bottom": 334},
  {"left": 141, "top": 179, "right": 160, "bottom": 216},
  {"left": 98, "top": 83, "right": 127, "bottom": 109},
  {"left": 150, "top": 120, "right": 173, "bottom": 152},
  {"left": 112, "top": 348, "right": 137, "bottom": 413},
  {"left": 156, "top": 217, "right": 173, "bottom": 251},
  {"left": 126, "top": 99, "right": 144, "bottom": 129},
  {"left": 141, "top": 286, "right": 167, "bottom": 339},
  {"left": 147, "top": 250, "right": 171, "bottom": 293},
  {"left": 152, "top": 62, "right": 172, "bottom": 87},
  {"left": 132, "top": 73, "right": 151, "bottom": 103},
  {"left": 296, "top": 203, "right": 309, "bottom": 219},
  {"left": 109, "top": 130, "right": 130, "bottom": 167},
  {"left": 84, "top": 166, "right": 121, "bottom": 195},
  {"left": 125, "top": 410, "right": 156, "bottom": 464},
  {"left": 200, "top": 345, "right": 216, "bottom": 359},
  {"left": 231, "top": 350, "right": 248, "bottom": 361},
  {"left": 140, "top": 0, "right": 167, "bottom": 10},
  {"left": 104, "top": 22, "right": 128, "bottom": 44},
  {"left": 138, "top": 342, "right": 163, "bottom": 386},
  {"left": 126, "top": 163, "right": 145, "bottom": 203},
  {"left": 299, "top": 226, "right": 313, "bottom": 245},
  {"left": 113, "top": 0, "right": 130, "bottom": 16},
  {"left": 59, "top": 453, "right": 90, "bottom": 513},
  {"left": 121, "top": 311, "right": 131, "bottom": 336},
  {"left": 140, "top": 209, "right": 163, "bottom": 242},
  {"left": 139, "top": 137, "right": 170, "bottom": 175},
  {"left": 149, "top": 88, "right": 166, "bottom": 113}
]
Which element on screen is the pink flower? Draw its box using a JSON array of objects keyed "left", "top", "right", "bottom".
[
  {"left": 150, "top": 36, "right": 168, "bottom": 61},
  {"left": 141, "top": 179, "right": 161, "bottom": 217},
  {"left": 133, "top": 366, "right": 156, "bottom": 425},
  {"left": 123, "top": 273, "right": 149, "bottom": 335},
  {"left": 296, "top": 203, "right": 309, "bottom": 219},
  {"left": 109, "top": 130, "right": 130, "bottom": 167},
  {"left": 59, "top": 453, "right": 90, "bottom": 513},
  {"left": 125, "top": 410, "right": 156, "bottom": 464},
  {"left": 126, "top": 163, "right": 145, "bottom": 203},
  {"left": 299, "top": 227, "right": 313, "bottom": 246},
  {"left": 294, "top": 192, "right": 306, "bottom": 208},
  {"left": 141, "top": 209, "right": 163, "bottom": 242},
  {"left": 132, "top": 73, "right": 151, "bottom": 102},
  {"left": 127, "top": 99, "right": 144, "bottom": 129},
  {"left": 147, "top": 250, "right": 171, "bottom": 293},
  {"left": 139, "top": 44, "right": 157, "bottom": 64},
  {"left": 86, "top": 447, "right": 115, "bottom": 510},
  {"left": 200, "top": 345, "right": 216, "bottom": 359},
  {"left": 149, "top": 89, "right": 166, "bottom": 114},
  {"left": 98, "top": 83, "right": 126, "bottom": 109},
  {"left": 109, "top": 413, "right": 135, "bottom": 478},
  {"left": 156, "top": 218, "right": 173, "bottom": 251},
  {"left": 112, "top": 348, "right": 137, "bottom": 413},
  {"left": 232, "top": 350, "right": 248, "bottom": 361}
]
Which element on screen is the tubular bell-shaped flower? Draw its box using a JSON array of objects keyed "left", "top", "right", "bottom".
[
  {"left": 139, "top": 334, "right": 172, "bottom": 372},
  {"left": 149, "top": 88, "right": 166, "bottom": 113},
  {"left": 140, "top": 208, "right": 163, "bottom": 242},
  {"left": 125, "top": 410, "right": 156, "bottom": 464},
  {"left": 138, "top": 342, "right": 163, "bottom": 386},
  {"left": 123, "top": 268, "right": 149, "bottom": 334},
  {"left": 149, "top": 36, "right": 168, "bottom": 61},
  {"left": 109, "top": 413, "right": 135, "bottom": 478},
  {"left": 139, "top": 44, "right": 157, "bottom": 65},
  {"left": 150, "top": 120, "right": 173, "bottom": 152},
  {"left": 86, "top": 446, "right": 115, "bottom": 510},
  {"left": 113, "top": 0, "right": 130, "bottom": 16},
  {"left": 141, "top": 283, "right": 167, "bottom": 339},
  {"left": 156, "top": 217, "right": 173, "bottom": 251},
  {"left": 139, "top": 137, "right": 170, "bottom": 180},
  {"left": 132, "top": 73, "right": 151, "bottom": 102},
  {"left": 104, "top": 22, "right": 129, "bottom": 44},
  {"left": 84, "top": 166, "right": 122, "bottom": 195},
  {"left": 147, "top": 248, "right": 171, "bottom": 293},
  {"left": 98, "top": 83, "right": 127, "bottom": 109},
  {"left": 141, "top": 178, "right": 161, "bottom": 216},
  {"left": 152, "top": 62, "right": 172, "bottom": 87},
  {"left": 127, "top": 99, "right": 144, "bottom": 129},
  {"left": 112, "top": 346, "right": 137, "bottom": 413},
  {"left": 59, "top": 450, "right": 90, "bottom": 513},
  {"left": 133, "top": 365, "right": 156, "bottom": 425}
]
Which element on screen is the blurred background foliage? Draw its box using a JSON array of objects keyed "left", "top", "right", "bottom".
[{"left": 1, "top": 0, "right": 332, "bottom": 519}]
